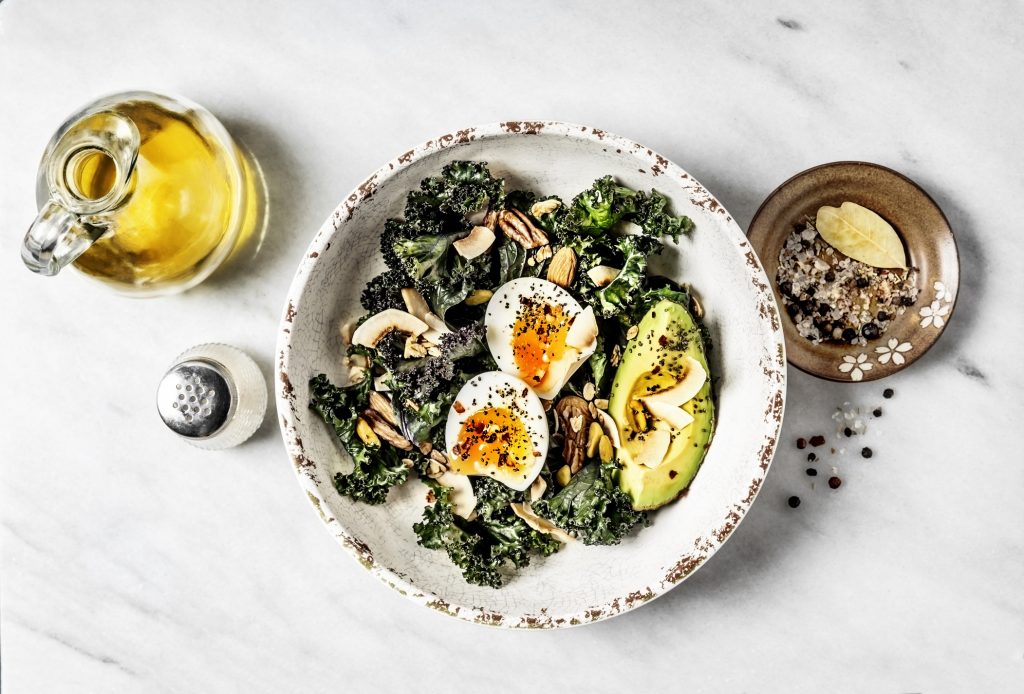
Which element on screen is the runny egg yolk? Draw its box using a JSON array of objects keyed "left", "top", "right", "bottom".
[
  {"left": 511, "top": 298, "right": 571, "bottom": 387},
  {"left": 450, "top": 406, "right": 534, "bottom": 478}
]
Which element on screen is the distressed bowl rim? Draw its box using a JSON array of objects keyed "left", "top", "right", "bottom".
[{"left": 276, "top": 121, "right": 786, "bottom": 628}]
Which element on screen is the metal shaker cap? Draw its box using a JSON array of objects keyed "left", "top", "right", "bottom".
[
  {"left": 157, "top": 359, "right": 235, "bottom": 438},
  {"left": 156, "top": 343, "right": 267, "bottom": 450}
]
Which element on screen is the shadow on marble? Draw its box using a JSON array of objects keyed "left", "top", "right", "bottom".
[
  {"left": 201, "top": 114, "right": 306, "bottom": 291},
  {"left": 245, "top": 348, "right": 282, "bottom": 447},
  {"left": 900, "top": 180, "right": 988, "bottom": 378}
]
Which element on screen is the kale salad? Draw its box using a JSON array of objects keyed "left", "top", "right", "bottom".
[{"left": 311, "top": 161, "right": 716, "bottom": 588}]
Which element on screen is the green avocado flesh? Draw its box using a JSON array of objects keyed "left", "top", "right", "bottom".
[{"left": 609, "top": 300, "right": 716, "bottom": 511}]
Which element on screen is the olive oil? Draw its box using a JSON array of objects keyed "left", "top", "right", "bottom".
[
  {"left": 23, "top": 92, "right": 261, "bottom": 294},
  {"left": 73, "top": 100, "right": 254, "bottom": 286}
]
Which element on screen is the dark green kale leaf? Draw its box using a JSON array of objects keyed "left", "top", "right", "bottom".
[
  {"left": 414, "top": 478, "right": 561, "bottom": 588},
  {"left": 392, "top": 230, "right": 463, "bottom": 284},
  {"left": 360, "top": 269, "right": 407, "bottom": 313},
  {"left": 533, "top": 463, "right": 648, "bottom": 545},
  {"left": 416, "top": 161, "right": 505, "bottom": 217},
  {"left": 389, "top": 324, "right": 487, "bottom": 403},
  {"left": 565, "top": 175, "right": 643, "bottom": 234},
  {"left": 632, "top": 189, "right": 694, "bottom": 242},
  {"left": 557, "top": 176, "right": 693, "bottom": 247},
  {"left": 496, "top": 235, "right": 527, "bottom": 285},
  {"left": 424, "top": 252, "right": 493, "bottom": 318},
  {"left": 590, "top": 235, "right": 653, "bottom": 319},
  {"left": 382, "top": 324, "right": 496, "bottom": 444},
  {"left": 309, "top": 374, "right": 410, "bottom": 505}
]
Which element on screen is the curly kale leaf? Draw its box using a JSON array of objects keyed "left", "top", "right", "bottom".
[
  {"left": 424, "top": 251, "right": 493, "bottom": 318},
  {"left": 414, "top": 478, "right": 560, "bottom": 588},
  {"left": 360, "top": 269, "right": 407, "bottom": 313},
  {"left": 533, "top": 463, "right": 648, "bottom": 545},
  {"left": 389, "top": 324, "right": 487, "bottom": 403},
  {"left": 632, "top": 189, "right": 694, "bottom": 242},
  {"left": 415, "top": 161, "right": 505, "bottom": 217},
  {"left": 565, "top": 176, "right": 643, "bottom": 234},
  {"left": 382, "top": 324, "right": 495, "bottom": 444},
  {"left": 309, "top": 374, "right": 410, "bottom": 505},
  {"left": 590, "top": 236, "right": 652, "bottom": 319},
  {"left": 558, "top": 176, "right": 693, "bottom": 244},
  {"left": 392, "top": 229, "right": 463, "bottom": 284},
  {"left": 382, "top": 218, "right": 494, "bottom": 318}
]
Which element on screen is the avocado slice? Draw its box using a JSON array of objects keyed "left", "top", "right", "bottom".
[{"left": 608, "top": 300, "right": 715, "bottom": 510}]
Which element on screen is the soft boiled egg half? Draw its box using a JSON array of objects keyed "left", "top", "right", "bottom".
[
  {"left": 484, "top": 277, "right": 598, "bottom": 400},
  {"left": 445, "top": 371, "right": 549, "bottom": 491}
]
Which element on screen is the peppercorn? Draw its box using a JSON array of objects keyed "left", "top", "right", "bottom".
[
  {"left": 809, "top": 434, "right": 826, "bottom": 447},
  {"left": 805, "top": 286, "right": 816, "bottom": 297},
  {"left": 900, "top": 295, "right": 916, "bottom": 306},
  {"left": 806, "top": 467, "right": 817, "bottom": 476},
  {"left": 779, "top": 281, "right": 793, "bottom": 296},
  {"left": 807, "top": 452, "right": 817, "bottom": 462},
  {"left": 877, "top": 310, "right": 890, "bottom": 322},
  {"left": 873, "top": 407, "right": 882, "bottom": 417},
  {"left": 883, "top": 388, "right": 894, "bottom": 399},
  {"left": 861, "top": 322, "right": 880, "bottom": 340},
  {"left": 788, "top": 496, "right": 801, "bottom": 508},
  {"left": 843, "top": 427, "right": 853, "bottom": 437},
  {"left": 828, "top": 476, "right": 842, "bottom": 489},
  {"left": 861, "top": 447, "right": 873, "bottom": 459},
  {"left": 842, "top": 327, "right": 857, "bottom": 342},
  {"left": 786, "top": 302, "right": 800, "bottom": 318},
  {"left": 824, "top": 269, "right": 836, "bottom": 282},
  {"left": 796, "top": 437, "right": 807, "bottom": 449},
  {"left": 817, "top": 303, "right": 829, "bottom": 316}
]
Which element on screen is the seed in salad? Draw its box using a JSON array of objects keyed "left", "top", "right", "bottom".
[
  {"left": 555, "top": 465, "right": 572, "bottom": 487},
  {"left": 809, "top": 434, "right": 826, "bottom": 447},
  {"left": 843, "top": 427, "right": 853, "bottom": 437},
  {"left": 806, "top": 467, "right": 817, "bottom": 476},
  {"left": 807, "top": 452, "right": 817, "bottom": 462},
  {"left": 828, "top": 476, "right": 842, "bottom": 489},
  {"left": 861, "top": 447, "right": 873, "bottom": 459},
  {"left": 797, "top": 437, "right": 807, "bottom": 449},
  {"left": 883, "top": 388, "right": 894, "bottom": 398},
  {"left": 873, "top": 407, "right": 882, "bottom": 417},
  {"left": 465, "top": 289, "right": 493, "bottom": 306},
  {"left": 788, "top": 495, "right": 801, "bottom": 508}
]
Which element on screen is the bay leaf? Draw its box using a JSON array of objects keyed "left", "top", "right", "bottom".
[{"left": 815, "top": 201, "right": 907, "bottom": 269}]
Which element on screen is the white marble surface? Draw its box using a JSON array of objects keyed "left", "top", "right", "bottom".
[{"left": 1, "top": 1, "right": 1021, "bottom": 691}]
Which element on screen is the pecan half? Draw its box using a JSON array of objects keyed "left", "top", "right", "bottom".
[
  {"left": 368, "top": 391, "right": 398, "bottom": 427},
  {"left": 554, "top": 395, "right": 593, "bottom": 474},
  {"left": 498, "top": 209, "right": 549, "bottom": 249},
  {"left": 482, "top": 209, "right": 500, "bottom": 232},
  {"left": 361, "top": 408, "right": 413, "bottom": 451}
]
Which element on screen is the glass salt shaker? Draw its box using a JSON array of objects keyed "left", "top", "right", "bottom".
[{"left": 156, "top": 344, "right": 267, "bottom": 450}]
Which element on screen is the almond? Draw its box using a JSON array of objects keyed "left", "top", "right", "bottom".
[{"left": 546, "top": 247, "right": 577, "bottom": 288}]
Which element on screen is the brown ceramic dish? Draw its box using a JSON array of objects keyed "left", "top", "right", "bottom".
[{"left": 748, "top": 161, "right": 958, "bottom": 382}]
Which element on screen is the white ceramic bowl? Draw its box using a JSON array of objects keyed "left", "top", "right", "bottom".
[{"left": 276, "top": 122, "right": 785, "bottom": 628}]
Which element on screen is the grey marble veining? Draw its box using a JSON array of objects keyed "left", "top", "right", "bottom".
[{"left": 1, "top": 0, "right": 1022, "bottom": 692}]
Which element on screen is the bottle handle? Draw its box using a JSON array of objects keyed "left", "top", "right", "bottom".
[
  {"left": 21, "top": 110, "right": 139, "bottom": 276},
  {"left": 21, "top": 201, "right": 107, "bottom": 276}
]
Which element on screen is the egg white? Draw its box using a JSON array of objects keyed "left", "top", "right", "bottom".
[
  {"left": 444, "top": 371, "right": 549, "bottom": 491},
  {"left": 484, "top": 277, "right": 598, "bottom": 399}
]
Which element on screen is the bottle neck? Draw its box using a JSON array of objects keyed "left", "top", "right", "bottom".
[{"left": 22, "top": 111, "right": 139, "bottom": 276}]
